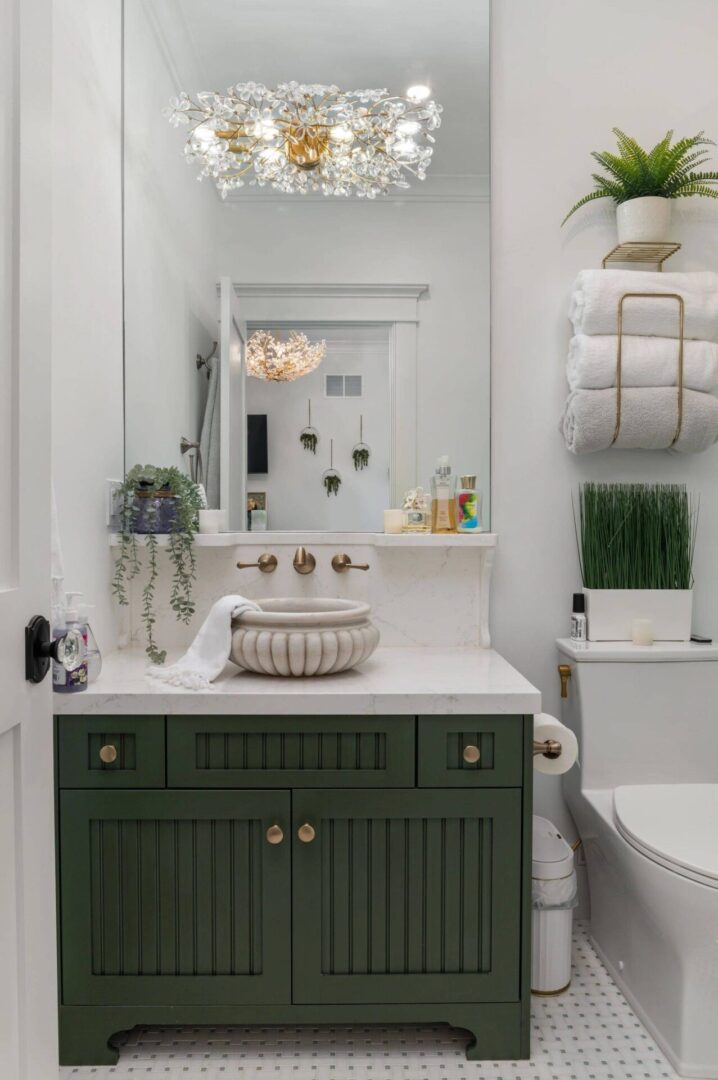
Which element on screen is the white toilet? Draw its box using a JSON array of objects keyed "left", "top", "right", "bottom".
[{"left": 557, "top": 639, "right": 718, "bottom": 1079}]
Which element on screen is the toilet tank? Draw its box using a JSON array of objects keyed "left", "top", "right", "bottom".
[{"left": 557, "top": 639, "right": 718, "bottom": 791}]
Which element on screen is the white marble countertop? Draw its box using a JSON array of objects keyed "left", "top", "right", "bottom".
[{"left": 54, "top": 647, "right": 541, "bottom": 716}]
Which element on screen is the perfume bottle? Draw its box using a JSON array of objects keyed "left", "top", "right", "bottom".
[
  {"left": 402, "top": 486, "right": 431, "bottom": 533},
  {"left": 431, "top": 456, "right": 457, "bottom": 533}
]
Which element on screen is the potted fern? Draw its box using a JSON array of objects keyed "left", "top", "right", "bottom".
[
  {"left": 112, "top": 465, "right": 204, "bottom": 663},
  {"left": 562, "top": 129, "right": 718, "bottom": 242},
  {"left": 576, "top": 483, "right": 697, "bottom": 641}
]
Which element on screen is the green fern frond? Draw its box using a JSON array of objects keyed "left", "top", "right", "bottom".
[{"left": 563, "top": 128, "right": 718, "bottom": 225}]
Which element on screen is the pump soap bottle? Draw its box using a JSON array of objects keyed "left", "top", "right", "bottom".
[{"left": 431, "top": 456, "right": 457, "bottom": 533}]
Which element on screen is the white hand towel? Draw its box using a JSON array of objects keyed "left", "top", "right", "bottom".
[
  {"left": 569, "top": 270, "right": 718, "bottom": 340},
  {"left": 147, "top": 595, "right": 260, "bottom": 690},
  {"left": 561, "top": 387, "right": 718, "bottom": 454},
  {"left": 567, "top": 334, "right": 718, "bottom": 392}
]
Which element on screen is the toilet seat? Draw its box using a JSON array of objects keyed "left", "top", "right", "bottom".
[{"left": 614, "top": 784, "right": 718, "bottom": 890}]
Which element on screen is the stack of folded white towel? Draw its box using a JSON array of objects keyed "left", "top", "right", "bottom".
[{"left": 561, "top": 269, "right": 718, "bottom": 453}]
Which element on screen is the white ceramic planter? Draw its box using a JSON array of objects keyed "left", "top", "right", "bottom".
[
  {"left": 616, "top": 196, "right": 672, "bottom": 243},
  {"left": 584, "top": 588, "right": 693, "bottom": 642},
  {"left": 230, "top": 598, "right": 380, "bottom": 676}
]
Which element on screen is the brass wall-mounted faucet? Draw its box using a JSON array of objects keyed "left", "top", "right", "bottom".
[
  {"left": 293, "top": 546, "right": 316, "bottom": 574},
  {"left": 236, "top": 553, "right": 278, "bottom": 573},
  {"left": 331, "top": 553, "right": 369, "bottom": 572}
]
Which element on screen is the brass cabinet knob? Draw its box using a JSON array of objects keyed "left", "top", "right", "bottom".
[
  {"left": 99, "top": 744, "right": 118, "bottom": 764},
  {"left": 297, "top": 822, "right": 316, "bottom": 843},
  {"left": 237, "top": 553, "right": 278, "bottom": 573},
  {"left": 462, "top": 744, "right": 481, "bottom": 765},
  {"left": 265, "top": 824, "right": 284, "bottom": 845}
]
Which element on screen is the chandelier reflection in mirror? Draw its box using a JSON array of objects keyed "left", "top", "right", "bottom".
[
  {"left": 167, "top": 82, "right": 442, "bottom": 198},
  {"left": 246, "top": 330, "right": 327, "bottom": 382}
]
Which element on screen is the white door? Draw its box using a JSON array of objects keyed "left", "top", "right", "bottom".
[
  {"left": 219, "top": 277, "right": 247, "bottom": 531},
  {"left": 0, "top": 0, "right": 57, "bottom": 1077}
]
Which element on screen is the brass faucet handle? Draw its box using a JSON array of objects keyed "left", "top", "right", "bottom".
[
  {"left": 293, "top": 546, "right": 316, "bottom": 574},
  {"left": 331, "top": 553, "right": 369, "bottom": 573},
  {"left": 237, "top": 553, "right": 278, "bottom": 573},
  {"left": 558, "top": 663, "right": 572, "bottom": 699}
]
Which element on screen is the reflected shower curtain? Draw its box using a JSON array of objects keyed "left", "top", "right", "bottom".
[{"left": 199, "top": 354, "right": 220, "bottom": 508}]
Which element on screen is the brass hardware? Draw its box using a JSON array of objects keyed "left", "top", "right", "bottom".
[
  {"left": 237, "top": 553, "right": 278, "bottom": 573},
  {"left": 195, "top": 340, "right": 218, "bottom": 375},
  {"left": 286, "top": 124, "right": 329, "bottom": 170},
  {"left": 612, "top": 293, "right": 684, "bottom": 447},
  {"left": 293, "top": 546, "right": 316, "bottom": 575},
  {"left": 99, "top": 744, "right": 118, "bottom": 764},
  {"left": 331, "top": 553, "right": 369, "bottom": 573},
  {"left": 462, "top": 744, "right": 481, "bottom": 764},
  {"left": 533, "top": 739, "right": 562, "bottom": 759},
  {"left": 297, "top": 822, "right": 316, "bottom": 843},
  {"left": 602, "top": 241, "right": 681, "bottom": 271},
  {"left": 558, "top": 663, "right": 572, "bottom": 699},
  {"left": 265, "top": 824, "right": 284, "bottom": 845}
]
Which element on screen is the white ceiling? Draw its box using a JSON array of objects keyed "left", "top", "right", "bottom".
[{"left": 161, "top": 0, "right": 490, "bottom": 184}]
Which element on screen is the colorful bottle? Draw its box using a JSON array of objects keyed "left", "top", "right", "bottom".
[
  {"left": 457, "top": 475, "right": 482, "bottom": 532},
  {"left": 53, "top": 591, "right": 88, "bottom": 693},
  {"left": 431, "top": 456, "right": 457, "bottom": 534}
]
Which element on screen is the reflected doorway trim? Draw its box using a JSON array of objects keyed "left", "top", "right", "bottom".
[{"left": 232, "top": 283, "right": 428, "bottom": 509}]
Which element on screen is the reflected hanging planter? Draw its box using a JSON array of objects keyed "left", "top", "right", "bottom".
[
  {"left": 322, "top": 439, "right": 342, "bottom": 496},
  {"left": 351, "top": 414, "right": 371, "bottom": 471},
  {"left": 300, "top": 398, "right": 319, "bottom": 454}
]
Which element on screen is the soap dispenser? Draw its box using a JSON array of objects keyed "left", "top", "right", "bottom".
[
  {"left": 53, "top": 591, "right": 88, "bottom": 693},
  {"left": 431, "top": 455, "right": 457, "bottom": 533}
]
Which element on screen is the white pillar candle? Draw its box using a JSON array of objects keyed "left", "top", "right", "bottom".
[
  {"left": 632, "top": 618, "right": 654, "bottom": 646},
  {"left": 199, "top": 509, "right": 228, "bottom": 534},
  {"left": 383, "top": 509, "right": 404, "bottom": 534}
]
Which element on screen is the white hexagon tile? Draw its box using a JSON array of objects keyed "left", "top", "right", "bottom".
[{"left": 59, "top": 924, "right": 678, "bottom": 1080}]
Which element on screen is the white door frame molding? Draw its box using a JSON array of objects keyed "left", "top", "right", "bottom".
[{"left": 233, "top": 282, "right": 427, "bottom": 507}]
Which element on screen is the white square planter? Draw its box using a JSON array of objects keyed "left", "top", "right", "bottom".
[{"left": 584, "top": 588, "right": 693, "bottom": 642}]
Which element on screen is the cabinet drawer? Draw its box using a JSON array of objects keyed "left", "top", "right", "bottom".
[
  {"left": 167, "top": 716, "right": 415, "bottom": 787},
  {"left": 58, "top": 716, "right": 165, "bottom": 788},
  {"left": 418, "top": 716, "right": 524, "bottom": 787}
]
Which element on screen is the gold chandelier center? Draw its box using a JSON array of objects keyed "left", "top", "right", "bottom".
[{"left": 286, "top": 125, "right": 329, "bottom": 170}]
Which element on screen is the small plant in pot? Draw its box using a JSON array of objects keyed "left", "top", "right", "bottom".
[
  {"left": 112, "top": 465, "right": 204, "bottom": 664},
  {"left": 562, "top": 129, "right": 718, "bottom": 242},
  {"left": 575, "top": 482, "right": 697, "bottom": 641}
]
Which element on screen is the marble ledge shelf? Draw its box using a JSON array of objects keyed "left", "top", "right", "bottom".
[{"left": 108, "top": 531, "right": 498, "bottom": 549}]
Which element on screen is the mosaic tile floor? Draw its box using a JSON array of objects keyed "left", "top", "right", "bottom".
[{"left": 60, "top": 923, "right": 678, "bottom": 1080}]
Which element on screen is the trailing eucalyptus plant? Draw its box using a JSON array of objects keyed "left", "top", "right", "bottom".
[
  {"left": 112, "top": 465, "right": 204, "bottom": 663},
  {"left": 562, "top": 129, "right": 718, "bottom": 225}
]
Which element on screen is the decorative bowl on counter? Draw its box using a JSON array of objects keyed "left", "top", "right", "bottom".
[{"left": 230, "top": 598, "right": 380, "bottom": 677}]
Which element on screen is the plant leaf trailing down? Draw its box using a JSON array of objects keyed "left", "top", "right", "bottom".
[
  {"left": 112, "top": 464, "right": 204, "bottom": 664},
  {"left": 300, "top": 430, "right": 318, "bottom": 453},
  {"left": 575, "top": 482, "right": 698, "bottom": 590},
  {"left": 352, "top": 446, "right": 370, "bottom": 470},
  {"left": 323, "top": 473, "right": 341, "bottom": 496},
  {"left": 562, "top": 128, "right": 718, "bottom": 225}
]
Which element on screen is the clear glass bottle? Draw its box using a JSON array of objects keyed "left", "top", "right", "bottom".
[{"left": 431, "top": 456, "right": 457, "bottom": 533}]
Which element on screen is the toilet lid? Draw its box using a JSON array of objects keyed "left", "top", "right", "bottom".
[{"left": 614, "top": 785, "right": 718, "bottom": 889}]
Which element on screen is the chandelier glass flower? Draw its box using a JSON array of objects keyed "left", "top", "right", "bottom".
[
  {"left": 246, "top": 330, "right": 326, "bottom": 382},
  {"left": 166, "top": 81, "right": 442, "bottom": 198}
]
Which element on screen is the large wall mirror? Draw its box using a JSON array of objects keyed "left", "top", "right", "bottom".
[{"left": 123, "top": 0, "right": 490, "bottom": 532}]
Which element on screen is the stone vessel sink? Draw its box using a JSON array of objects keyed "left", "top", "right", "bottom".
[{"left": 230, "top": 598, "right": 380, "bottom": 677}]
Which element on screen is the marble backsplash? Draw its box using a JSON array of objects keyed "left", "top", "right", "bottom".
[{"left": 120, "top": 541, "right": 491, "bottom": 654}]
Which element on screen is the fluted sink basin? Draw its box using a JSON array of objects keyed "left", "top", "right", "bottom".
[{"left": 230, "top": 598, "right": 380, "bottom": 677}]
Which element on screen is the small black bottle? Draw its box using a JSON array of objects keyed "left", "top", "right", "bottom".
[{"left": 570, "top": 592, "right": 587, "bottom": 643}]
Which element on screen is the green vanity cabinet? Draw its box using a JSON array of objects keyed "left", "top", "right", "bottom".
[{"left": 56, "top": 713, "right": 533, "bottom": 1067}]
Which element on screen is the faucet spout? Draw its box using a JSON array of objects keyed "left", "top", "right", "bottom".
[{"left": 293, "top": 545, "right": 316, "bottom": 575}]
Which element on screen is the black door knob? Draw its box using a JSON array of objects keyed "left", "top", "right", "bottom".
[{"left": 25, "top": 615, "right": 83, "bottom": 684}]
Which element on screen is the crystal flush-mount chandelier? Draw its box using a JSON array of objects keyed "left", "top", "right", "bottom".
[
  {"left": 246, "top": 330, "right": 327, "bottom": 382},
  {"left": 167, "top": 81, "right": 442, "bottom": 198}
]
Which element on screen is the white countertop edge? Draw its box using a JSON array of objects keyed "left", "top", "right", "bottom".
[
  {"left": 54, "top": 646, "right": 540, "bottom": 716},
  {"left": 108, "top": 531, "right": 498, "bottom": 549}
]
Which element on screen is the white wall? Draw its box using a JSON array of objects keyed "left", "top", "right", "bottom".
[
  {"left": 123, "top": 0, "right": 219, "bottom": 472},
  {"left": 491, "top": 0, "right": 718, "bottom": 838},
  {"left": 218, "top": 198, "right": 491, "bottom": 508},
  {"left": 52, "top": 0, "right": 124, "bottom": 653},
  {"left": 246, "top": 325, "right": 391, "bottom": 532}
]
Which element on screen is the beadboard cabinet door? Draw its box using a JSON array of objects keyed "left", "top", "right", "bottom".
[
  {"left": 292, "top": 788, "right": 522, "bottom": 1004},
  {"left": 60, "top": 790, "right": 291, "bottom": 1006}
]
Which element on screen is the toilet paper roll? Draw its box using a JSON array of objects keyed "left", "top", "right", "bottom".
[{"left": 533, "top": 713, "right": 579, "bottom": 776}]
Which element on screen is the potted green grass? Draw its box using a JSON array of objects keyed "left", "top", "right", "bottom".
[{"left": 576, "top": 482, "right": 697, "bottom": 641}]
